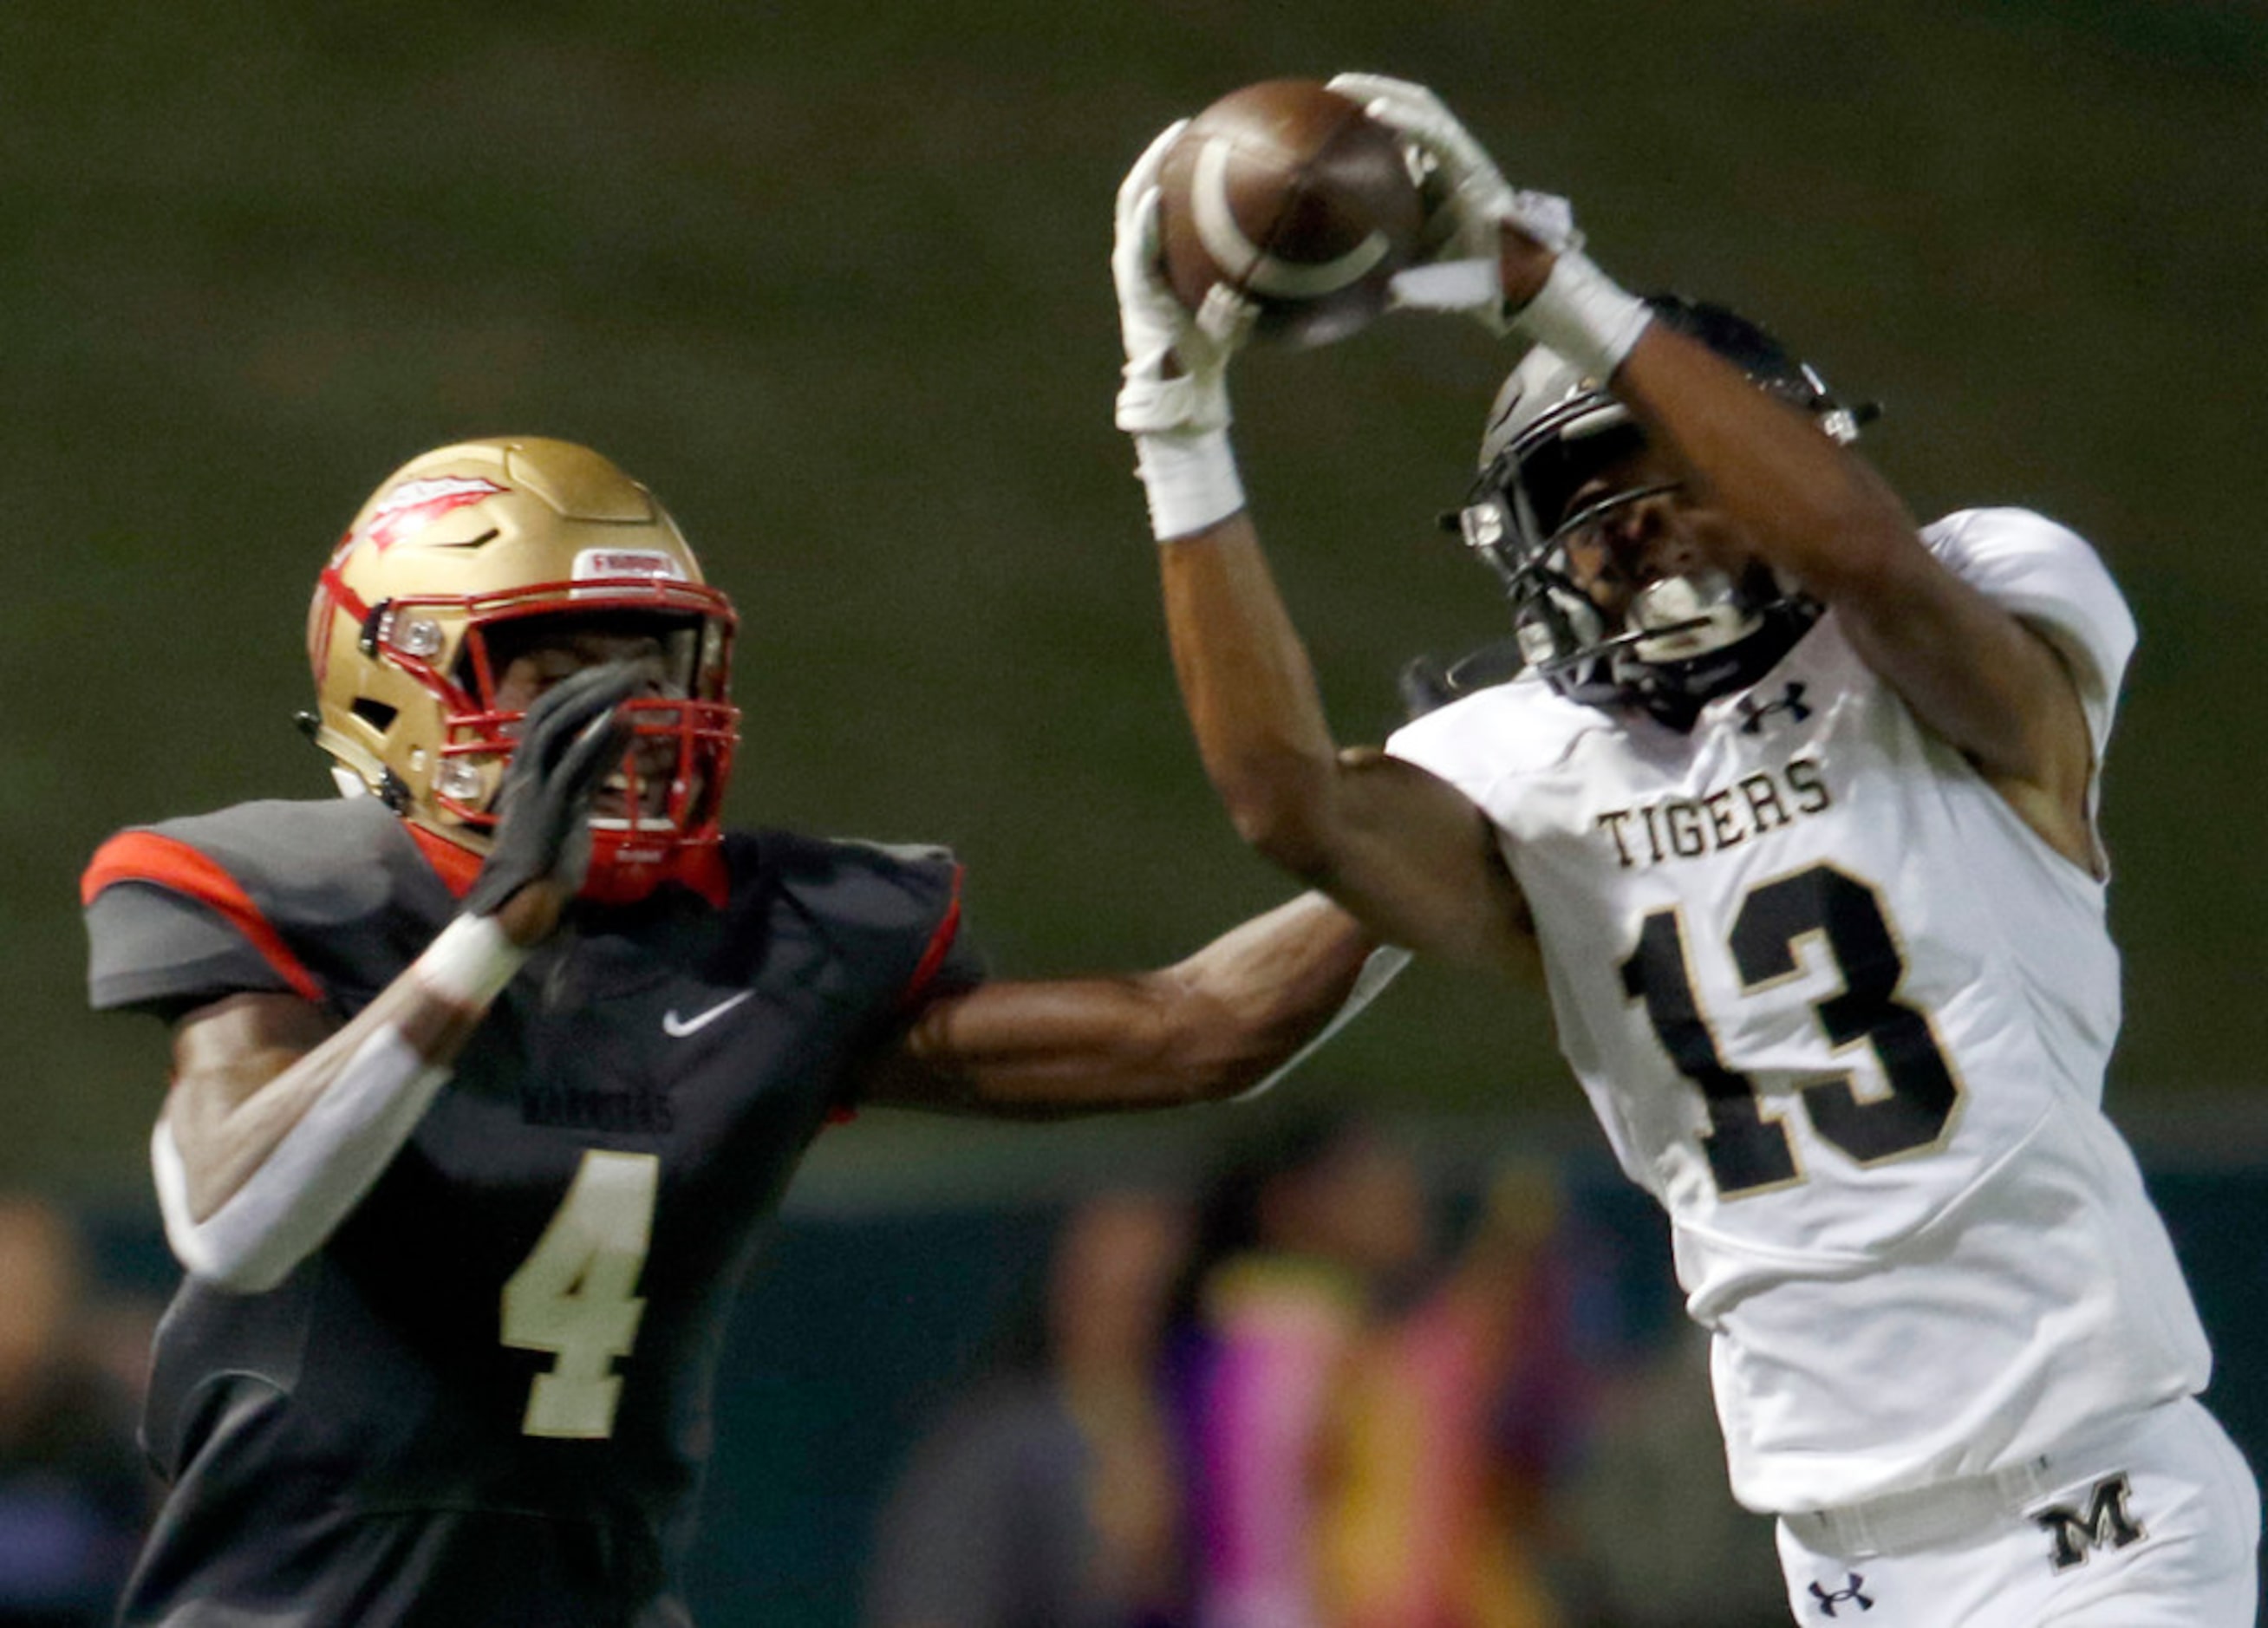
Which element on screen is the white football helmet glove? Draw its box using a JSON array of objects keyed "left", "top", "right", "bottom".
[
  {"left": 1112, "top": 119, "right": 1257, "bottom": 437},
  {"left": 1326, "top": 73, "right": 1580, "bottom": 335}
]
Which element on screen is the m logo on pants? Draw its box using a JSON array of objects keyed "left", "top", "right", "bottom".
[{"left": 2031, "top": 1473, "right": 2146, "bottom": 1572}]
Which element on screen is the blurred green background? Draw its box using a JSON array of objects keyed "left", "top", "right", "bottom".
[{"left": 6, "top": 1, "right": 2265, "bottom": 1182}]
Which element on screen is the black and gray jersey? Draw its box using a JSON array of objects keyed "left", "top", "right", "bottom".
[{"left": 82, "top": 797, "right": 980, "bottom": 1628}]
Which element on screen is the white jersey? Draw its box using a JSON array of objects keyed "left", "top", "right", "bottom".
[{"left": 1385, "top": 507, "right": 2211, "bottom": 1514}]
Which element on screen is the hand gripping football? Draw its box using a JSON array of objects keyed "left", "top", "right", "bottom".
[{"left": 1157, "top": 79, "right": 1425, "bottom": 348}]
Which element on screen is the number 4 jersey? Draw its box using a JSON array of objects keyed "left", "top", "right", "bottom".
[
  {"left": 81, "top": 799, "right": 979, "bottom": 1627},
  {"left": 1385, "top": 506, "right": 2211, "bottom": 1516}
]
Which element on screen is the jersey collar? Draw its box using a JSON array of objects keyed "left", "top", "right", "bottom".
[
  {"left": 405, "top": 821, "right": 483, "bottom": 900},
  {"left": 401, "top": 819, "right": 730, "bottom": 910}
]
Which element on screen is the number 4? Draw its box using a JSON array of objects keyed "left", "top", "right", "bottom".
[{"left": 501, "top": 1149, "right": 659, "bottom": 1439}]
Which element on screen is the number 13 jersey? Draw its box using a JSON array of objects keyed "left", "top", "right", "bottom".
[{"left": 1385, "top": 506, "right": 2210, "bottom": 1515}]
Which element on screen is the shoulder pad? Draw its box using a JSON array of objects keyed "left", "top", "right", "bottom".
[{"left": 84, "top": 799, "right": 453, "bottom": 1014}]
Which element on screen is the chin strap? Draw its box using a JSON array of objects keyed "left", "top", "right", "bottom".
[{"left": 1617, "top": 596, "right": 1822, "bottom": 732}]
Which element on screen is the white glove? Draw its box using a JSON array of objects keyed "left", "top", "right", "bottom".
[
  {"left": 1326, "top": 73, "right": 1580, "bottom": 334},
  {"left": 1112, "top": 119, "right": 1257, "bottom": 437}
]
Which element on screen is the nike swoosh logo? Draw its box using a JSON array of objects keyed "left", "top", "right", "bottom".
[{"left": 662, "top": 991, "right": 753, "bottom": 1038}]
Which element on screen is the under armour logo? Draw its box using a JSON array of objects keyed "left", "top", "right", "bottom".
[
  {"left": 2032, "top": 1473, "right": 2146, "bottom": 1572},
  {"left": 1737, "top": 681, "right": 1813, "bottom": 734},
  {"left": 1809, "top": 1573, "right": 1874, "bottom": 1616}
]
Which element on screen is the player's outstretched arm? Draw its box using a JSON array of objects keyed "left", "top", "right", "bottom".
[
  {"left": 1492, "top": 225, "right": 2097, "bottom": 868},
  {"left": 1320, "top": 75, "right": 2094, "bottom": 866},
  {"left": 156, "top": 663, "right": 641, "bottom": 1292},
  {"left": 1111, "top": 118, "right": 1538, "bottom": 978},
  {"left": 1613, "top": 310, "right": 2094, "bottom": 863},
  {"left": 1158, "top": 515, "right": 1538, "bottom": 975},
  {"left": 857, "top": 892, "right": 1394, "bottom": 1115}
]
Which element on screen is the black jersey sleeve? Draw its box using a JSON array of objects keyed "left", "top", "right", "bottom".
[
  {"left": 84, "top": 881, "right": 303, "bottom": 1019},
  {"left": 749, "top": 832, "right": 986, "bottom": 1010},
  {"left": 81, "top": 822, "right": 330, "bottom": 1019},
  {"left": 863, "top": 841, "right": 985, "bottom": 1006},
  {"left": 81, "top": 798, "right": 456, "bottom": 1023}
]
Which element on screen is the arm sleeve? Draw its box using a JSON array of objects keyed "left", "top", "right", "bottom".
[
  {"left": 1382, "top": 710, "right": 1491, "bottom": 802},
  {"left": 757, "top": 835, "right": 987, "bottom": 1123},
  {"left": 1922, "top": 506, "right": 2137, "bottom": 762},
  {"left": 780, "top": 835, "right": 987, "bottom": 1006}
]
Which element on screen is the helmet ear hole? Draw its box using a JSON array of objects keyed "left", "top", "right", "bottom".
[{"left": 350, "top": 698, "right": 399, "bottom": 733}]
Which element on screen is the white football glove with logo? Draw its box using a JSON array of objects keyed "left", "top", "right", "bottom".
[
  {"left": 1113, "top": 119, "right": 1254, "bottom": 538},
  {"left": 1326, "top": 73, "right": 1580, "bottom": 335},
  {"left": 1112, "top": 119, "right": 1259, "bottom": 437}
]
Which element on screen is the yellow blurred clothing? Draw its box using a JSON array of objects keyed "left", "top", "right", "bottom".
[
  {"left": 1065, "top": 1370, "right": 1184, "bottom": 1613},
  {"left": 1316, "top": 1284, "right": 1563, "bottom": 1628}
]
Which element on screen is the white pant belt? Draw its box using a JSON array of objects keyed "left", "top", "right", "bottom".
[{"left": 1778, "top": 1410, "right": 2158, "bottom": 1559}]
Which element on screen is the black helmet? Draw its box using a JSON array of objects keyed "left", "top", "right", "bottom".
[{"left": 1447, "top": 296, "right": 1873, "bottom": 729}]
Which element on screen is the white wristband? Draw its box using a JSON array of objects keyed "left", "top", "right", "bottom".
[
  {"left": 412, "top": 914, "right": 529, "bottom": 1008},
  {"left": 1514, "top": 251, "right": 1653, "bottom": 380},
  {"left": 1134, "top": 430, "right": 1246, "bottom": 542}
]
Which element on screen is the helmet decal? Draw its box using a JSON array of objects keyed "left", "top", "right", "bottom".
[
  {"left": 357, "top": 475, "right": 509, "bottom": 551},
  {"left": 571, "top": 548, "right": 688, "bottom": 583}
]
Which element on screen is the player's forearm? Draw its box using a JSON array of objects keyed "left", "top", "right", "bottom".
[
  {"left": 1613, "top": 321, "right": 1919, "bottom": 599},
  {"left": 973, "top": 897, "right": 1379, "bottom": 1112},
  {"left": 1499, "top": 229, "right": 1915, "bottom": 600},
  {"left": 1160, "top": 889, "right": 1393, "bottom": 1096},
  {"left": 160, "top": 915, "right": 526, "bottom": 1291},
  {"left": 173, "top": 985, "right": 475, "bottom": 1218},
  {"left": 883, "top": 976, "right": 1213, "bottom": 1117},
  {"left": 874, "top": 897, "right": 1378, "bottom": 1116},
  {"left": 1615, "top": 321, "right": 2091, "bottom": 805},
  {"left": 1160, "top": 517, "right": 1352, "bottom": 877}
]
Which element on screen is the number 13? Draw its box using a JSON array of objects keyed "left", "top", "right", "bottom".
[{"left": 1620, "top": 863, "right": 1963, "bottom": 1199}]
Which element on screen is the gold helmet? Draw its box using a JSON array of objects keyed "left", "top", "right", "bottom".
[{"left": 306, "top": 437, "right": 739, "bottom": 902}]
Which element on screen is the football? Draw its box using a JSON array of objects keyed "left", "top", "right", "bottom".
[{"left": 1157, "top": 79, "right": 1425, "bottom": 348}]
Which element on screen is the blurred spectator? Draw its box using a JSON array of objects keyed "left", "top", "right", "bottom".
[
  {"left": 864, "top": 1188, "right": 1193, "bottom": 1628},
  {"left": 1556, "top": 1322, "right": 1786, "bottom": 1628},
  {"left": 1317, "top": 1161, "right": 1590, "bottom": 1628},
  {"left": 1168, "top": 1112, "right": 1431, "bottom": 1628},
  {"left": 0, "top": 1196, "right": 152, "bottom": 1627}
]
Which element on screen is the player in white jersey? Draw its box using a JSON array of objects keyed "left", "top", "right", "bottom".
[{"left": 1109, "top": 75, "right": 2260, "bottom": 1625}]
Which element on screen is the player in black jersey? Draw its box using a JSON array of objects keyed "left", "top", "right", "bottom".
[{"left": 81, "top": 437, "right": 1382, "bottom": 1628}]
